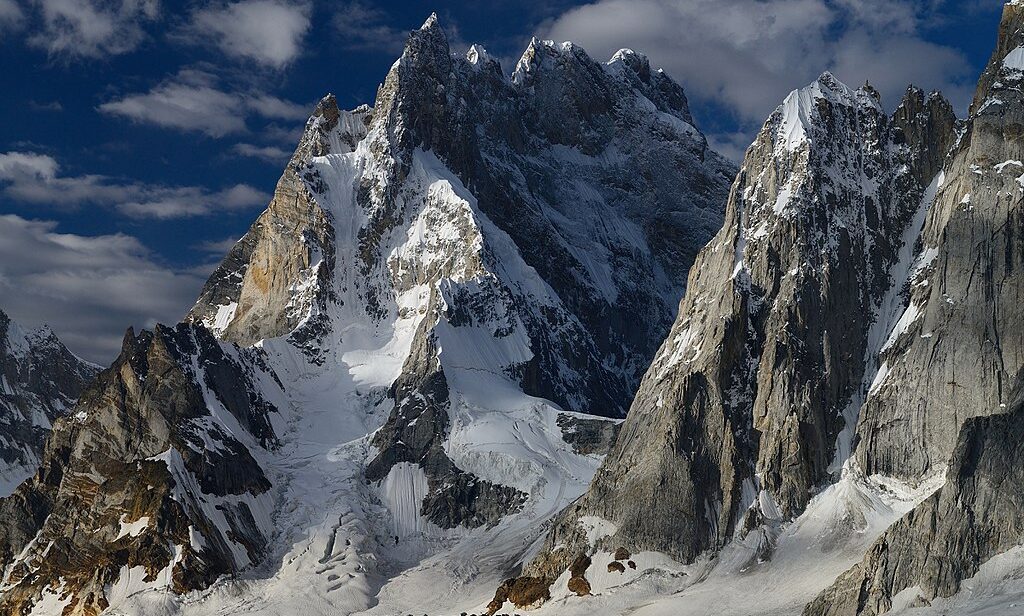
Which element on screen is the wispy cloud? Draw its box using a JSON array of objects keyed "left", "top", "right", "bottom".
[
  {"left": 247, "top": 94, "right": 310, "bottom": 120},
  {"left": 115, "top": 183, "right": 269, "bottom": 219},
  {"left": 332, "top": 2, "right": 408, "bottom": 54},
  {"left": 98, "top": 69, "right": 311, "bottom": 137},
  {"left": 0, "top": 0, "right": 23, "bottom": 32},
  {"left": 0, "top": 150, "right": 269, "bottom": 219},
  {"left": 184, "top": 0, "right": 311, "bottom": 68},
  {"left": 29, "top": 99, "right": 64, "bottom": 112},
  {"left": 28, "top": 0, "right": 159, "bottom": 59},
  {"left": 0, "top": 214, "right": 207, "bottom": 363},
  {"left": 99, "top": 72, "right": 244, "bottom": 137},
  {"left": 195, "top": 236, "right": 241, "bottom": 254},
  {"left": 232, "top": 142, "right": 292, "bottom": 165}
]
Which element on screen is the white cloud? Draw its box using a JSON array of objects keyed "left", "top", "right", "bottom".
[
  {"left": 187, "top": 0, "right": 311, "bottom": 68},
  {"left": 232, "top": 142, "right": 292, "bottom": 164},
  {"left": 0, "top": 214, "right": 207, "bottom": 363},
  {"left": 98, "top": 70, "right": 311, "bottom": 137},
  {"left": 247, "top": 94, "right": 309, "bottom": 120},
  {"left": 115, "top": 183, "right": 269, "bottom": 219},
  {"left": 541, "top": 0, "right": 974, "bottom": 154},
  {"left": 0, "top": 151, "right": 59, "bottom": 180},
  {"left": 99, "top": 80, "right": 244, "bottom": 137},
  {"left": 0, "top": 150, "right": 270, "bottom": 219},
  {"left": 262, "top": 123, "right": 304, "bottom": 144},
  {"left": 29, "top": 0, "right": 159, "bottom": 58}
]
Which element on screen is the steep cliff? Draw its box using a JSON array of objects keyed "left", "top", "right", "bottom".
[{"left": 810, "top": 3, "right": 1024, "bottom": 612}]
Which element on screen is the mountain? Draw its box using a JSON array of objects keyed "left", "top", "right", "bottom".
[
  {"left": 0, "top": 310, "right": 98, "bottom": 495},
  {"left": 6, "top": 6, "right": 1021, "bottom": 616},
  {"left": 489, "top": 3, "right": 1024, "bottom": 615},
  {"left": 0, "top": 324, "right": 284, "bottom": 615},
  {"left": 0, "top": 16, "right": 734, "bottom": 615},
  {"left": 501, "top": 72, "right": 956, "bottom": 608}
]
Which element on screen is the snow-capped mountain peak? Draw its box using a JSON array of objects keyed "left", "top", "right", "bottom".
[{"left": 0, "top": 16, "right": 735, "bottom": 616}]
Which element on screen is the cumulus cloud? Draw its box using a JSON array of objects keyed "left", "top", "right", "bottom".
[
  {"left": 28, "top": 0, "right": 159, "bottom": 58},
  {"left": 0, "top": 214, "right": 207, "bottom": 363},
  {"left": 185, "top": 0, "right": 311, "bottom": 68},
  {"left": 0, "top": 150, "right": 269, "bottom": 219},
  {"left": 98, "top": 70, "right": 310, "bottom": 137},
  {"left": 541, "top": 0, "right": 975, "bottom": 154}
]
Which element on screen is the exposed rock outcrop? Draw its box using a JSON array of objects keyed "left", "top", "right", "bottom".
[
  {"left": 855, "top": 0, "right": 1024, "bottom": 481},
  {"left": 2, "top": 14, "right": 737, "bottom": 614},
  {"left": 188, "top": 99, "right": 371, "bottom": 350},
  {"left": 189, "top": 15, "right": 734, "bottom": 532},
  {"left": 808, "top": 3, "right": 1024, "bottom": 612},
  {"left": 0, "top": 324, "right": 282, "bottom": 614}
]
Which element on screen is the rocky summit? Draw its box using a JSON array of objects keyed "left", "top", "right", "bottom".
[
  {"left": 4, "top": 5, "right": 1024, "bottom": 616},
  {"left": 0, "top": 310, "right": 98, "bottom": 496}
]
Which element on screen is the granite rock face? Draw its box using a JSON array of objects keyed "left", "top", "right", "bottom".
[
  {"left": 188, "top": 99, "right": 370, "bottom": 349},
  {"left": 855, "top": 0, "right": 1024, "bottom": 481},
  {"left": 502, "top": 73, "right": 957, "bottom": 610},
  {"left": 188, "top": 16, "right": 734, "bottom": 530},
  {"left": 0, "top": 310, "right": 98, "bottom": 493},
  {"left": 808, "top": 3, "right": 1024, "bottom": 612}
]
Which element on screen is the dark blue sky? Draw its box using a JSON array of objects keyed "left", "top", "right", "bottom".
[{"left": 0, "top": 0, "right": 1008, "bottom": 361}]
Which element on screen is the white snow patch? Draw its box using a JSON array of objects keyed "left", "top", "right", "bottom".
[
  {"left": 506, "top": 472, "right": 941, "bottom": 616},
  {"left": 773, "top": 183, "right": 794, "bottom": 214},
  {"left": 1003, "top": 46, "right": 1024, "bottom": 71},
  {"left": 208, "top": 302, "right": 237, "bottom": 335},
  {"left": 378, "top": 462, "right": 430, "bottom": 538},
  {"left": 580, "top": 516, "right": 618, "bottom": 545},
  {"left": 116, "top": 514, "right": 151, "bottom": 540},
  {"left": 995, "top": 160, "right": 1023, "bottom": 173},
  {"left": 887, "top": 544, "right": 1024, "bottom": 615}
]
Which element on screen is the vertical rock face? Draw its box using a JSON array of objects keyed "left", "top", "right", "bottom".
[
  {"left": 809, "top": 3, "right": 1024, "bottom": 613},
  {"left": 189, "top": 99, "right": 371, "bottom": 348},
  {"left": 0, "top": 310, "right": 98, "bottom": 493},
  {"left": 856, "top": 0, "right": 1024, "bottom": 480},
  {"left": 0, "top": 324, "right": 283, "bottom": 615},
  {"left": 509, "top": 73, "right": 956, "bottom": 606}
]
